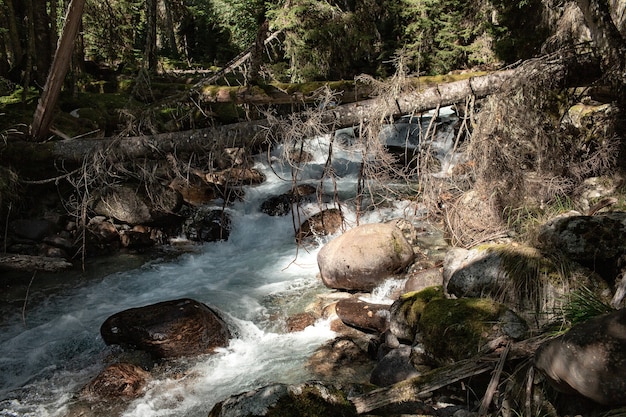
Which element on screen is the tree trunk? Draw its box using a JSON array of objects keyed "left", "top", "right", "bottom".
[
  {"left": 144, "top": 0, "right": 158, "bottom": 73},
  {"left": 33, "top": 0, "right": 52, "bottom": 87},
  {"left": 576, "top": 0, "right": 626, "bottom": 72},
  {"left": 30, "top": 0, "right": 86, "bottom": 141},
  {"left": 247, "top": 19, "right": 269, "bottom": 84},
  {"left": 162, "top": 0, "right": 179, "bottom": 57},
  {"left": 3, "top": 0, "right": 23, "bottom": 79}
]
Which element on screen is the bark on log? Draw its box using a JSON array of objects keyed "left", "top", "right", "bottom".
[
  {"left": 3, "top": 71, "right": 515, "bottom": 164},
  {"left": 0, "top": 254, "right": 73, "bottom": 272},
  {"left": 3, "top": 54, "right": 601, "bottom": 165},
  {"left": 350, "top": 336, "right": 552, "bottom": 415}
]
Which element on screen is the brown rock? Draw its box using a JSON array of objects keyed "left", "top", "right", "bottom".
[
  {"left": 82, "top": 362, "right": 150, "bottom": 400},
  {"left": 296, "top": 208, "right": 343, "bottom": 243},
  {"left": 169, "top": 177, "right": 217, "bottom": 206},
  {"left": 100, "top": 298, "right": 231, "bottom": 358},
  {"left": 286, "top": 312, "right": 318, "bottom": 332},
  {"left": 307, "top": 337, "right": 374, "bottom": 386},
  {"left": 335, "top": 298, "right": 390, "bottom": 334}
]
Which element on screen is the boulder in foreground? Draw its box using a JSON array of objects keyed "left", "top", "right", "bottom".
[{"left": 100, "top": 298, "right": 231, "bottom": 358}]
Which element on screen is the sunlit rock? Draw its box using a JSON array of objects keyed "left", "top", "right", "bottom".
[
  {"left": 94, "top": 183, "right": 182, "bottom": 224},
  {"left": 317, "top": 223, "right": 414, "bottom": 291},
  {"left": 208, "top": 381, "right": 357, "bottom": 417},
  {"left": 205, "top": 167, "right": 265, "bottom": 186},
  {"left": 168, "top": 176, "right": 218, "bottom": 206},
  {"left": 443, "top": 243, "right": 610, "bottom": 323},
  {"left": 534, "top": 308, "right": 626, "bottom": 406},
  {"left": 100, "top": 298, "right": 231, "bottom": 358},
  {"left": 403, "top": 267, "right": 444, "bottom": 293}
]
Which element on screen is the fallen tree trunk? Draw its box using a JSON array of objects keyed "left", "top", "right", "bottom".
[
  {"left": 1, "top": 53, "right": 601, "bottom": 165},
  {"left": 0, "top": 254, "right": 73, "bottom": 272},
  {"left": 350, "top": 336, "right": 551, "bottom": 415}
]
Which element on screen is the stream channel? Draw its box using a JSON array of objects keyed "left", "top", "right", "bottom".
[{"left": 0, "top": 107, "right": 458, "bottom": 417}]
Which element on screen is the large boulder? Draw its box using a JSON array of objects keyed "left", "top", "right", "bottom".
[
  {"left": 443, "top": 243, "right": 610, "bottom": 323},
  {"left": 389, "top": 286, "right": 444, "bottom": 344},
  {"left": 534, "top": 308, "right": 626, "bottom": 406},
  {"left": 100, "top": 298, "right": 231, "bottom": 358},
  {"left": 537, "top": 212, "right": 626, "bottom": 278},
  {"left": 317, "top": 223, "right": 415, "bottom": 291},
  {"left": 208, "top": 381, "right": 357, "bottom": 417}
]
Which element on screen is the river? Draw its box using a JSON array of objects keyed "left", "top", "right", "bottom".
[{"left": 0, "top": 108, "right": 458, "bottom": 417}]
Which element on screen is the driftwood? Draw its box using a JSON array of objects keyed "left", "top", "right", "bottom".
[
  {"left": 0, "top": 254, "right": 73, "bottom": 272},
  {"left": 350, "top": 336, "right": 551, "bottom": 415},
  {"left": 1, "top": 71, "right": 517, "bottom": 164}
]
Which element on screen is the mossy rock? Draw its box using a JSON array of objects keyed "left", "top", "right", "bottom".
[
  {"left": 445, "top": 243, "right": 582, "bottom": 321},
  {"left": 208, "top": 382, "right": 357, "bottom": 417},
  {"left": 389, "top": 286, "right": 444, "bottom": 343},
  {"left": 419, "top": 297, "right": 527, "bottom": 363}
]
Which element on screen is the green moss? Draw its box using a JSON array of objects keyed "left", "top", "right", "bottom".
[
  {"left": 267, "top": 385, "right": 357, "bottom": 417},
  {"left": 409, "top": 72, "right": 487, "bottom": 89},
  {"left": 398, "top": 286, "right": 444, "bottom": 330},
  {"left": 419, "top": 297, "right": 507, "bottom": 362}
]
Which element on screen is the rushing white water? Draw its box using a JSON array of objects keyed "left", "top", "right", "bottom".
[{"left": 0, "top": 109, "right": 458, "bottom": 417}]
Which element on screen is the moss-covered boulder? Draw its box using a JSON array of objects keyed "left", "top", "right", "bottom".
[
  {"left": 208, "top": 381, "right": 357, "bottom": 417},
  {"left": 389, "top": 286, "right": 444, "bottom": 343},
  {"left": 419, "top": 298, "right": 527, "bottom": 363},
  {"left": 443, "top": 243, "right": 608, "bottom": 325}
]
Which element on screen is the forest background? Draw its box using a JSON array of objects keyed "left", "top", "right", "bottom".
[{"left": 0, "top": 0, "right": 625, "bottom": 254}]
